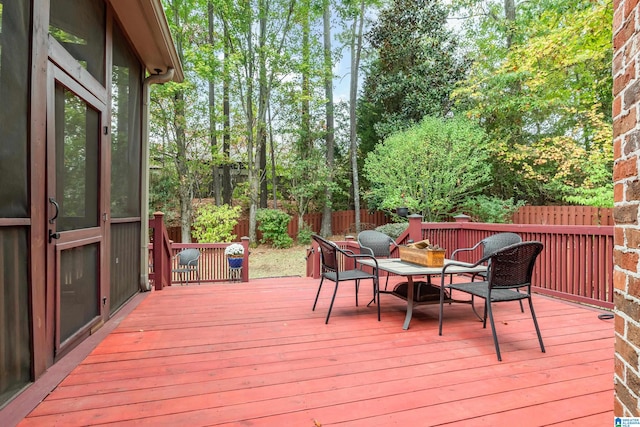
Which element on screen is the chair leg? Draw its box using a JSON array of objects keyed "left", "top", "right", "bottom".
[
  {"left": 376, "top": 277, "right": 381, "bottom": 321},
  {"left": 313, "top": 276, "right": 325, "bottom": 311},
  {"left": 355, "top": 280, "right": 360, "bottom": 307},
  {"left": 470, "top": 295, "right": 484, "bottom": 321},
  {"left": 384, "top": 274, "right": 389, "bottom": 291},
  {"left": 326, "top": 282, "right": 340, "bottom": 324},
  {"left": 485, "top": 300, "right": 502, "bottom": 361},
  {"left": 528, "top": 297, "right": 546, "bottom": 353}
]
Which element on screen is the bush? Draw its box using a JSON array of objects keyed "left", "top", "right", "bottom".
[
  {"left": 364, "top": 115, "right": 491, "bottom": 221},
  {"left": 191, "top": 203, "right": 242, "bottom": 243},
  {"left": 297, "top": 223, "right": 313, "bottom": 245},
  {"left": 459, "top": 196, "right": 525, "bottom": 223},
  {"left": 257, "top": 209, "right": 294, "bottom": 248},
  {"left": 375, "top": 223, "right": 409, "bottom": 239}
]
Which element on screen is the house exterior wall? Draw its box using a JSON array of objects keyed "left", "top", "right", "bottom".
[
  {"left": 0, "top": 0, "right": 181, "bottom": 414},
  {"left": 613, "top": 0, "right": 640, "bottom": 417}
]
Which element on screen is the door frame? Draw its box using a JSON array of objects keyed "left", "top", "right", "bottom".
[{"left": 45, "top": 61, "right": 109, "bottom": 359}]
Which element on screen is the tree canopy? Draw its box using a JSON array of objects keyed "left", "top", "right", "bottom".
[{"left": 149, "top": 0, "right": 614, "bottom": 240}]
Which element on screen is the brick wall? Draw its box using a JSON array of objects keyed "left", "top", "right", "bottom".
[{"left": 613, "top": 0, "right": 640, "bottom": 417}]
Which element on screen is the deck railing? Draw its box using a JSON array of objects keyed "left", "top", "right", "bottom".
[
  {"left": 149, "top": 213, "right": 250, "bottom": 288},
  {"left": 308, "top": 215, "right": 614, "bottom": 309},
  {"left": 170, "top": 238, "right": 250, "bottom": 284}
]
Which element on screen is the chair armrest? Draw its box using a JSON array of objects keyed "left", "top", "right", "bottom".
[
  {"left": 450, "top": 241, "right": 482, "bottom": 260},
  {"left": 441, "top": 253, "right": 492, "bottom": 275},
  {"left": 347, "top": 252, "right": 380, "bottom": 269}
]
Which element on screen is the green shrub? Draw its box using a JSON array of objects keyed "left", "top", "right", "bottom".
[
  {"left": 458, "top": 196, "right": 525, "bottom": 223},
  {"left": 375, "top": 223, "right": 409, "bottom": 239},
  {"left": 257, "top": 209, "right": 294, "bottom": 248},
  {"left": 297, "top": 223, "right": 313, "bottom": 245},
  {"left": 191, "top": 203, "right": 242, "bottom": 243}
]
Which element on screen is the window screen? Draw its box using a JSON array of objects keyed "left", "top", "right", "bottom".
[
  {"left": 0, "top": 0, "right": 30, "bottom": 218},
  {"left": 111, "top": 23, "right": 142, "bottom": 218},
  {"left": 49, "top": 0, "right": 105, "bottom": 85}
]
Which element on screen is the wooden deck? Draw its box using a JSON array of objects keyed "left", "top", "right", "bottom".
[{"left": 17, "top": 276, "right": 614, "bottom": 426}]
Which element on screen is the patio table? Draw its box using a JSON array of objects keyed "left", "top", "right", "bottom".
[{"left": 357, "top": 258, "right": 486, "bottom": 330}]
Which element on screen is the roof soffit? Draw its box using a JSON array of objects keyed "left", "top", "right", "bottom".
[{"left": 108, "top": 0, "right": 183, "bottom": 82}]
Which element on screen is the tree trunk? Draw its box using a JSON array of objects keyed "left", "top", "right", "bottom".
[
  {"left": 175, "top": 90, "right": 192, "bottom": 243},
  {"left": 208, "top": 1, "right": 221, "bottom": 205},
  {"left": 246, "top": 1, "right": 258, "bottom": 243},
  {"left": 320, "top": 0, "right": 334, "bottom": 237},
  {"left": 269, "top": 102, "right": 277, "bottom": 208},
  {"left": 349, "top": 0, "right": 366, "bottom": 234},
  {"left": 504, "top": 0, "right": 516, "bottom": 48},
  {"left": 222, "top": 21, "right": 232, "bottom": 205}
]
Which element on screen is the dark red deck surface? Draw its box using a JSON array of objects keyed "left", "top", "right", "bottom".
[{"left": 18, "top": 276, "right": 614, "bottom": 426}]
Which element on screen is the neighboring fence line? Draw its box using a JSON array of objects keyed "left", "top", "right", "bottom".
[
  {"left": 307, "top": 215, "right": 614, "bottom": 309},
  {"left": 168, "top": 209, "right": 390, "bottom": 242},
  {"left": 512, "top": 205, "right": 613, "bottom": 226},
  {"left": 166, "top": 205, "right": 613, "bottom": 243}
]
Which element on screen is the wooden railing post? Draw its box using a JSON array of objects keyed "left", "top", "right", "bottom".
[
  {"left": 152, "top": 212, "right": 165, "bottom": 290},
  {"left": 407, "top": 214, "right": 423, "bottom": 243},
  {"left": 241, "top": 237, "right": 250, "bottom": 282},
  {"left": 454, "top": 214, "right": 471, "bottom": 254},
  {"left": 151, "top": 211, "right": 173, "bottom": 291},
  {"left": 310, "top": 239, "right": 320, "bottom": 279}
]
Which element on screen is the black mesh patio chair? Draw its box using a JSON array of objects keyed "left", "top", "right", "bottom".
[
  {"left": 439, "top": 241, "right": 545, "bottom": 361},
  {"left": 451, "top": 232, "right": 524, "bottom": 312},
  {"left": 312, "top": 234, "right": 380, "bottom": 324},
  {"left": 172, "top": 248, "right": 201, "bottom": 285},
  {"left": 357, "top": 230, "right": 398, "bottom": 290}
]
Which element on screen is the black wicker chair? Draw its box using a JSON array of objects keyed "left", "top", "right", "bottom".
[
  {"left": 357, "top": 230, "right": 398, "bottom": 290},
  {"left": 451, "top": 232, "right": 524, "bottom": 312},
  {"left": 439, "top": 241, "right": 545, "bottom": 361},
  {"left": 312, "top": 234, "right": 380, "bottom": 324}
]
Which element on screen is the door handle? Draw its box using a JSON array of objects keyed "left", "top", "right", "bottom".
[
  {"left": 49, "top": 197, "right": 59, "bottom": 224},
  {"left": 49, "top": 229, "right": 61, "bottom": 243}
]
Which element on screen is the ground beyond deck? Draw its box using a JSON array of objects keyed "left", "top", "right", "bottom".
[{"left": 17, "top": 276, "right": 614, "bottom": 426}]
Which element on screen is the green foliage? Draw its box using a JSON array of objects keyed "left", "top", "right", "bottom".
[
  {"left": 453, "top": 0, "right": 613, "bottom": 205},
  {"left": 375, "top": 223, "right": 409, "bottom": 239},
  {"left": 191, "top": 203, "right": 242, "bottom": 243},
  {"left": 459, "top": 196, "right": 525, "bottom": 223},
  {"left": 364, "top": 115, "right": 492, "bottom": 222},
  {"left": 357, "top": 0, "right": 469, "bottom": 151},
  {"left": 149, "top": 167, "right": 180, "bottom": 225},
  {"left": 256, "top": 209, "right": 294, "bottom": 248},
  {"left": 297, "top": 223, "right": 314, "bottom": 245}
]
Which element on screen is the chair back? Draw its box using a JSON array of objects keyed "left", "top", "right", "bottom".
[
  {"left": 487, "top": 242, "right": 543, "bottom": 290},
  {"left": 177, "top": 248, "right": 200, "bottom": 267},
  {"left": 312, "top": 235, "right": 339, "bottom": 274},
  {"left": 481, "top": 232, "right": 522, "bottom": 258},
  {"left": 357, "top": 230, "right": 394, "bottom": 257}
]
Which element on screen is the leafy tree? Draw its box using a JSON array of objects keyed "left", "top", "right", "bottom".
[
  {"left": 357, "top": 0, "right": 469, "bottom": 152},
  {"left": 364, "top": 116, "right": 492, "bottom": 221},
  {"left": 452, "top": 0, "right": 613, "bottom": 206}
]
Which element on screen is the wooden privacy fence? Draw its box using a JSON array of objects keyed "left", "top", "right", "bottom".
[
  {"left": 168, "top": 209, "right": 390, "bottom": 242},
  {"left": 308, "top": 215, "right": 614, "bottom": 309},
  {"left": 167, "top": 206, "right": 612, "bottom": 243},
  {"left": 512, "top": 205, "right": 613, "bottom": 226}
]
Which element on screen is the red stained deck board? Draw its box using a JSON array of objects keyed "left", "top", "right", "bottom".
[{"left": 18, "top": 277, "right": 614, "bottom": 426}]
